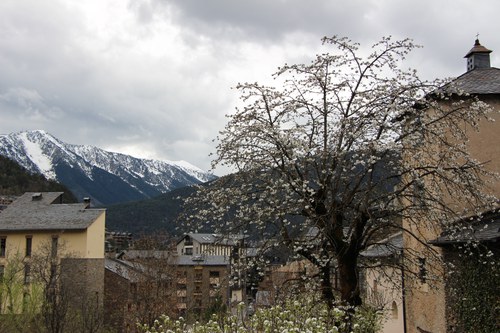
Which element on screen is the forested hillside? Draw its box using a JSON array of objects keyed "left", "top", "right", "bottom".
[
  {"left": 0, "top": 155, "right": 77, "bottom": 203},
  {"left": 105, "top": 185, "right": 197, "bottom": 235}
]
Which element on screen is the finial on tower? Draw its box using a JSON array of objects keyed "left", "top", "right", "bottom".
[{"left": 464, "top": 36, "right": 492, "bottom": 72}]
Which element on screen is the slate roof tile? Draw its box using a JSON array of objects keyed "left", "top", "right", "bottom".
[{"left": 0, "top": 192, "right": 105, "bottom": 232}]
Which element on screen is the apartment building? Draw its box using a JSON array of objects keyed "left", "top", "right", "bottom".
[
  {"left": 175, "top": 233, "right": 248, "bottom": 317},
  {"left": 0, "top": 192, "right": 105, "bottom": 315}
]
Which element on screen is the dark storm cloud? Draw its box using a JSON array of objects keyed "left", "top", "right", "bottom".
[
  {"left": 0, "top": 0, "right": 499, "bottom": 173},
  {"left": 159, "top": 0, "right": 375, "bottom": 42}
]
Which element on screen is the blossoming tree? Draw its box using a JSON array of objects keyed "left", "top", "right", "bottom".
[{"left": 184, "top": 36, "right": 496, "bottom": 307}]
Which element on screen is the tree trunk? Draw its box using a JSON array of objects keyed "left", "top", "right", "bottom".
[
  {"left": 337, "top": 252, "right": 362, "bottom": 306},
  {"left": 319, "top": 264, "right": 335, "bottom": 308}
]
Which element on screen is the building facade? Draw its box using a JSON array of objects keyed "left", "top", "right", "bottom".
[
  {"left": 175, "top": 233, "right": 249, "bottom": 316},
  {"left": 105, "top": 253, "right": 175, "bottom": 333},
  {"left": 0, "top": 192, "right": 105, "bottom": 322},
  {"left": 176, "top": 233, "right": 245, "bottom": 256},
  {"left": 403, "top": 39, "right": 500, "bottom": 333},
  {"left": 175, "top": 255, "right": 230, "bottom": 318}
]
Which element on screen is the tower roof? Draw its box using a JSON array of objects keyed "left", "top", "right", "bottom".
[{"left": 464, "top": 39, "right": 492, "bottom": 58}]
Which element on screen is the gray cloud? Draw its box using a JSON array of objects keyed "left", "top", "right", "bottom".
[
  {"left": 1, "top": 0, "right": 499, "bottom": 174},
  {"left": 160, "top": 0, "right": 374, "bottom": 42}
]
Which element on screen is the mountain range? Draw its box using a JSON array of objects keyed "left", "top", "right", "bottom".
[{"left": 0, "top": 130, "right": 215, "bottom": 206}]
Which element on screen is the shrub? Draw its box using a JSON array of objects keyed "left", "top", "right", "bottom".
[{"left": 138, "top": 297, "right": 382, "bottom": 333}]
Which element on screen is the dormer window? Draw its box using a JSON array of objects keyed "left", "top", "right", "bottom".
[{"left": 184, "top": 236, "right": 193, "bottom": 246}]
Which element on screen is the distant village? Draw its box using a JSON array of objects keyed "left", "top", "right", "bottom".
[{"left": 0, "top": 39, "right": 499, "bottom": 333}]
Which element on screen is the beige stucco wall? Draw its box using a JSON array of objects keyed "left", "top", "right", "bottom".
[
  {"left": 364, "top": 267, "right": 405, "bottom": 333},
  {"left": 403, "top": 241, "right": 447, "bottom": 333},
  {"left": 465, "top": 96, "right": 500, "bottom": 196},
  {"left": 403, "top": 95, "right": 500, "bottom": 333},
  {"left": 85, "top": 211, "right": 106, "bottom": 258},
  {"left": 0, "top": 212, "right": 105, "bottom": 261},
  {"left": 0, "top": 216, "right": 105, "bottom": 315}
]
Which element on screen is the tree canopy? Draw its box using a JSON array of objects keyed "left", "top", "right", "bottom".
[{"left": 183, "top": 36, "right": 497, "bottom": 307}]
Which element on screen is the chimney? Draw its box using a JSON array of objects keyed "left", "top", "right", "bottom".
[
  {"left": 32, "top": 193, "right": 42, "bottom": 201},
  {"left": 464, "top": 38, "right": 492, "bottom": 72},
  {"left": 83, "top": 197, "right": 91, "bottom": 208}
]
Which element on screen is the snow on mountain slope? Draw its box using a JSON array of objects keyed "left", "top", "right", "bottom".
[{"left": 0, "top": 130, "right": 215, "bottom": 205}]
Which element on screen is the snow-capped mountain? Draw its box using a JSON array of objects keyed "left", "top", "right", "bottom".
[{"left": 0, "top": 130, "right": 216, "bottom": 206}]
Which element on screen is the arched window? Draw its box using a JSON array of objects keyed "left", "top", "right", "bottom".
[{"left": 391, "top": 301, "right": 398, "bottom": 319}]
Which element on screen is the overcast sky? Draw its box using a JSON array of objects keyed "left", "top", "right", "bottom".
[{"left": 1, "top": 0, "right": 499, "bottom": 175}]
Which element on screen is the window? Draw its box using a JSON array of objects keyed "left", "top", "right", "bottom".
[
  {"left": 130, "top": 283, "right": 137, "bottom": 296},
  {"left": 24, "top": 264, "right": 31, "bottom": 284},
  {"left": 209, "top": 271, "right": 220, "bottom": 278},
  {"left": 184, "top": 236, "right": 193, "bottom": 246},
  {"left": 185, "top": 247, "right": 193, "bottom": 255},
  {"left": 26, "top": 236, "right": 32, "bottom": 257},
  {"left": 0, "top": 237, "right": 6, "bottom": 257},
  {"left": 23, "top": 292, "right": 30, "bottom": 313},
  {"left": 418, "top": 257, "right": 427, "bottom": 283},
  {"left": 49, "top": 264, "right": 57, "bottom": 287},
  {"left": 372, "top": 279, "right": 378, "bottom": 294},
  {"left": 413, "top": 179, "right": 425, "bottom": 207},
  {"left": 51, "top": 236, "right": 58, "bottom": 258},
  {"left": 391, "top": 301, "right": 399, "bottom": 319}
]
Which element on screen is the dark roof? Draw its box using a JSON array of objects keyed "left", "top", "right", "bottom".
[
  {"left": 176, "top": 254, "right": 229, "bottom": 266},
  {"left": 435, "top": 67, "right": 500, "bottom": 97},
  {"left": 105, "top": 258, "right": 142, "bottom": 282},
  {"left": 464, "top": 39, "right": 492, "bottom": 58},
  {"left": 430, "top": 209, "right": 500, "bottom": 246},
  {"left": 0, "top": 192, "right": 105, "bottom": 232},
  {"left": 444, "top": 67, "right": 500, "bottom": 95},
  {"left": 120, "top": 249, "right": 172, "bottom": 260},
  {"left": 178, "top": 233, "right": 245, "bottom": 246},
  {"left": 361, "top": 232, "right": 403, "bottom": 258}
]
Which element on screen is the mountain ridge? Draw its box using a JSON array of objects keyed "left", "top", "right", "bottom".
[{"left": 0, "top": 130, "right": 215, "bottom": 206}]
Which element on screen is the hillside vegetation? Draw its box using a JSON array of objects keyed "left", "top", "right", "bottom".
[
  {"left": 0, "top": 155, "right": 77, "bottom": 203},
  {"left": 105, "top": 185, "right": 196, "bottom": 235}
]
